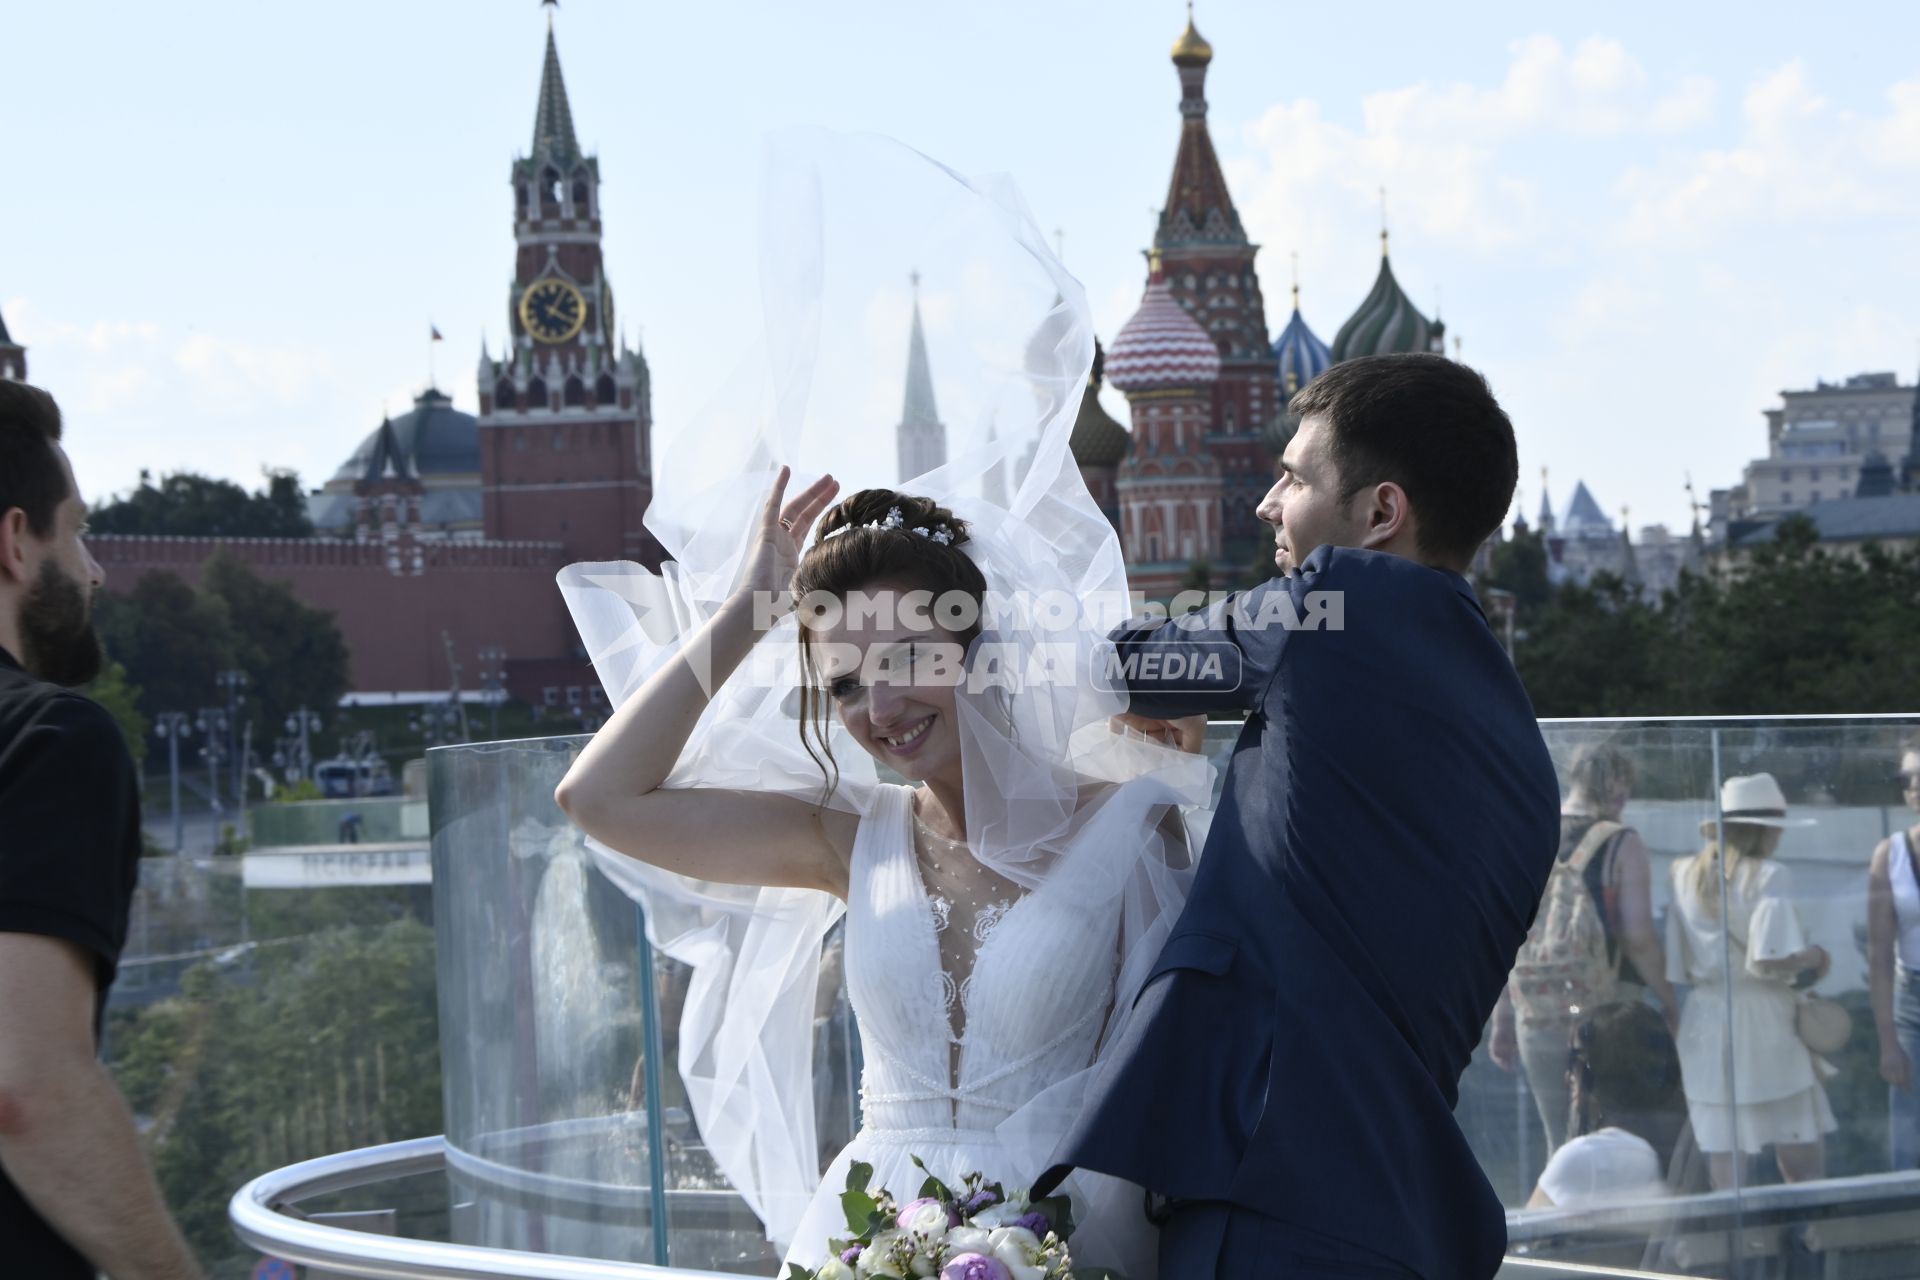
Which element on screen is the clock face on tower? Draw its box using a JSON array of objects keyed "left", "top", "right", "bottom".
[{"left": 518, "top": 279, "right": 587, "bottom": 344}]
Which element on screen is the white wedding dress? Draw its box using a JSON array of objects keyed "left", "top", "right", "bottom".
[
  {"left": 780, "top": 784, "right": 1158, "bottom": 1278},
  {"left": 555, "top": 130, "right": 1199, "bottom": 1280}
]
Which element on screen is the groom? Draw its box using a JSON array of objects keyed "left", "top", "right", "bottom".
[{"left": 1038, "top": 353, "right": 1560, "bottom": 1279}]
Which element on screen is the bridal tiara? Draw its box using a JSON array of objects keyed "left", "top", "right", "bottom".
[{"left": 821, "top": 505, "right": 956, "bottom": 546}]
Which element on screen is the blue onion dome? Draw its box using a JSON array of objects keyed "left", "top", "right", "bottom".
[
  {"left": 1105, "top": 256, "right": 1222, "bottom": 393},
  {"left": 1331, "top": 246, "right": 1435, "bottom": 363},
  {"left": 333, "top": 388, "right": 480, "bottom": 483},
  {"left": 1069, "top": 342, "right": 1131, "bottom": 467},
  {"left": 1272, "top": 298, "right": 1331, "bottom": 395}
]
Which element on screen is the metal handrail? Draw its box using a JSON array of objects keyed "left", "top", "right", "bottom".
[
  {"left": 228, "top": 1136, "right": 745, "bottom": 1280},
  {"left": 233, "top": 1136, "right": 1700, "bottom": 1280}
]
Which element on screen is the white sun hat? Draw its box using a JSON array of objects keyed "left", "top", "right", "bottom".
[{"left": 1699, "top": 771, "right": 1817, "bottom": 834}]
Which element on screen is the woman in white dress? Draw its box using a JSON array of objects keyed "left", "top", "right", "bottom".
[
  {"left": 1667, "top": 773, "right": 1835, "bottom": 1190},
  {"left": 551, "top": 132, "right": 1207, "bottom": 1278},
  {"left": 559, "top": 476, "right": 1201, "bottom": 1277}
]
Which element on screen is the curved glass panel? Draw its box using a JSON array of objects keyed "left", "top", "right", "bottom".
[{"left": 419, "top": 720, "right": 1920, "bottom": 1278}]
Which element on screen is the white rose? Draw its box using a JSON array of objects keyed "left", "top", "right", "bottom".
[
  {"left": 857, "top": 1231, "right": 908, "bottom": 1278},
  {"left": 816, "top": 1261, "right": 857, "bottom": 1280},
  {"left": 944, "top": 1226, "right": 992, "bottom": 1255},
  {"left": 989, "top": 1226, "right": 1041, "bottom": 1257},
  {"left": 967, "top": 1202, "right": 1025, "bottom": 1230},
  {"left": 909, "top": 1250, "right": 937, "bottom": 1278},
  {"left": 989, "top": 1226, "right": 1045, "bottom": 1280},
  {"left": 898, "top": 1200, "right": 954, "bottom": 1237}
]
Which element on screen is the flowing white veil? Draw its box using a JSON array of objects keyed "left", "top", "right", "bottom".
[{"left": 558, "top": 131, "right": 1209, "bottom": 1254}]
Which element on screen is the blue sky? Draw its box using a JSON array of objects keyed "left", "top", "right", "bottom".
[{"left": 6, "top": 0, "right": 1918, "bottom": 534}]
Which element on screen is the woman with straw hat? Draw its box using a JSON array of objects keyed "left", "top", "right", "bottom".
[{"left": 1667, "top": 773, "right": 1836, "bottom": 1190}]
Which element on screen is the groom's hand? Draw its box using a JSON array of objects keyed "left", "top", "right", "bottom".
[{"left": 1109, "top": 712, "right": 1209, "bottom": 755}]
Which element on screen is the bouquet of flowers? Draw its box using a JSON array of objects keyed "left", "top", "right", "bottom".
[{"left": 786, "top": 1156, "right": 1117, "bottom": 1280}]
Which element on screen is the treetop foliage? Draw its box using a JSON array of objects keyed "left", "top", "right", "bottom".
[{"left": 91, "top": 469, "right": 314, "bottom": 539}]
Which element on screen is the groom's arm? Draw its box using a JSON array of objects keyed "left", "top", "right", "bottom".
[{"left": 1102, "top": 575, "right": 1304, "bottom": 718}]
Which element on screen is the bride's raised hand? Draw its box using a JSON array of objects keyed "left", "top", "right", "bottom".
[{"left": 740, "top": 465, "right": 839, "bottom": 602}]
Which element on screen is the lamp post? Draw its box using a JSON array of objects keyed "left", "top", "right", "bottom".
[
  {"left": 408, "top": 701, "right": 463, "bottom": 748},
  {"left": 153, "top": 712, "right": 192, "bottom": 854},
  {"left": 285, "top": 707, "right": 322, "bottom": 782},
  {"left": 476, "top": 645, "right": 508, "bottom": 741},
  {"left": 215, "top": 669, "right": 248, "bottom": 805},
  {"left": 196, "top": 707, "right": 228, "bottom": 814}
]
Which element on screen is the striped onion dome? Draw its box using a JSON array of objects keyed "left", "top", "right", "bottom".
[
  {"left": 1069, "top": 342, "right": 1131, "bottom": 467},
  {"left": 1272, "top": 302, "right": 1331, "bottom": 396},
  {"left": 1330, "top": 248, "right": 1435, "bottom": 363},
  {"left": 1105, "top": 263, "right": 1221, "bottom": 393}
]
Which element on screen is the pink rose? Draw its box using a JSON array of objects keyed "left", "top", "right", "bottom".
[
  {"left": 897, "top": 1196, "right": 960, "bottom": 1234},
  {"left": 939, "top": 1253, "right": 1011, "bottom": 1280}
]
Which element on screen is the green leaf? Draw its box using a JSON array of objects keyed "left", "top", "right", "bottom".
[
  {"left": 909, "top": 1153, "right": 954, "bottom": 1203},
  {"left": 785, "top": 1266, "right": 814, "bottom": 1280},
  {"left": 842, "top": 1189, "right": 878, "bottom": 1236},
  {"left": 846, "top": 1161, "right": 873, "bottom": 1195}
]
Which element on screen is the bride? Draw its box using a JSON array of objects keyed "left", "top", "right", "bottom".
[{"left": 552, "top": 133, "right": 1209, "bottom": 1278}]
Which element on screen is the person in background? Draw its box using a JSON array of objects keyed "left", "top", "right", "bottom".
[
  {"left": 1527, "top": 1002, "right": 1682, "bottom": 1209},
  {"left": 1867, "top": 738, "right": 1920, "bottom": 1170},
  {"left": 1667, "top": 773, "right": 1834, "bottom": 1191},
  {"left": 0, "top": 380, "right": 203, "bottom": 1278},
  {"left": 1494, "top": 742, "right": 1680, "bottom": 1154}
]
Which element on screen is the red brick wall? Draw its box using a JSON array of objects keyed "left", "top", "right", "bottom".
[{"left": 90, "top": 535, "right": 586, "bottom": 701}]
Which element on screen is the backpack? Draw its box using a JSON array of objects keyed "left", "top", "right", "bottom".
[{"left": 1510, "top": 819, "right": 1623, "bottom": 1027}]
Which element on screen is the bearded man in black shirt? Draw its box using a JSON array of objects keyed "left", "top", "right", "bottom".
[{"left": 0, "top": 380, "right": 201, "bottom": 1278}]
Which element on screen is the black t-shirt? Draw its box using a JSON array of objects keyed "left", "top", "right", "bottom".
[{"left": 0, "top": 646, "right": 143, "bottom": 1278}]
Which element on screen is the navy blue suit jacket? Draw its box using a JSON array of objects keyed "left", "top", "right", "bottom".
[{"left": 1042, "top": 547, "right": 1559, "bottom": 1280}]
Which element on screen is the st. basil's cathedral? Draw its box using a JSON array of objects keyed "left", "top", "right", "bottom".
[
  {"left": 1070, "top": 11, "right": 1448, "bottom": 596},
  {"left": 898, "top": 12, "right": 1454, "bottom": 598}
]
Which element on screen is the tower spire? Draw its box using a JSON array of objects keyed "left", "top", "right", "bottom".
[
  {"left": 1291, "top": 250, "right": 1300, "bottom": 310},
  {"left": 1379, "top": 187, "right": 1390, "bottom": 258},
  {"left": 1157, "top": 6, "right": 1242, "bottom": 250},
  {"left": 897, "top": 272, "right": 946, "bottom": 481},
  {"left": 531, "top": 14, "right": 580, "bottom": 164}
]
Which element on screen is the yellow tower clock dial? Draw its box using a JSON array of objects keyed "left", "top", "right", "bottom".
[{"left": 518, "top": 278, "right": 587, "bottom": 344}]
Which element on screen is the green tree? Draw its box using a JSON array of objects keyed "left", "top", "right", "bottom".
[
  {"left": 1507, "top": 516, "right": 1920, "bottom": 717},
  {"left": 1512, "top": 573, "right": 1673, "bottom": 717},
  {"left": 1483, "top": 526, "right": 1551, "bottom": 612},
  {"left": 91, "top": 469, "right": 313, "bottom": 538},
  {"left": 84, "top": 655, "right": 149, "bottom": 766},
  {"left": 93, "top": 572, "right": 238, "bottom": 717},
  {"left": 109, "top": 918, "right": 441, "bottom": 1273},
  {"left": 202, "top": 553, "right": 350, "bottom": 733}
]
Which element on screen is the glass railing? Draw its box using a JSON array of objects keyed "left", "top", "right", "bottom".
[
  {"left": 1462, "top": 717, "right": 1920, "bottom": 1275},
  {"left": 204, "top": 716, "right": 1920, "bottom": 1278}
]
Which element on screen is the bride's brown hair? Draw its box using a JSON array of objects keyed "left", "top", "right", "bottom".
[{"left": 791, "top": 488, "right": 988, "bottom": 797}]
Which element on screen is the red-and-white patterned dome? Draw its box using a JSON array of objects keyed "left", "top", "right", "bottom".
[{"left": 1105, "top": 268, "right": 1222, "bottom": 393}]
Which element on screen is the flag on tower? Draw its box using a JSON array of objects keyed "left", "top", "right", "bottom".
[{"left": 431, "top": 325, "right": 444, "bottom": 342}]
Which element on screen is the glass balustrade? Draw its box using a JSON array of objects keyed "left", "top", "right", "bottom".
[{"left": 196, "top": 716, "right": 1920, "bottom": 1278}]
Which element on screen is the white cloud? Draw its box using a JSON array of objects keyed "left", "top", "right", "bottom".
[
  {"left": 173, "top": 333, "right": 334, "bottom": 405},
  {"left": 1227, "top": 35, "right": 1719, "bottom": 265},
  {"left": 1359, "top": 35, "right": 1712, "bottom": 141},
  {"left": 1618, "top": 64, "right": 1920, "bottom": 242}
]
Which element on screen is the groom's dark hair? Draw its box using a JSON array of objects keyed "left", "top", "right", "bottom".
[{"left": 1289, "top": 353, "right": 1517, "bottom": 568}]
